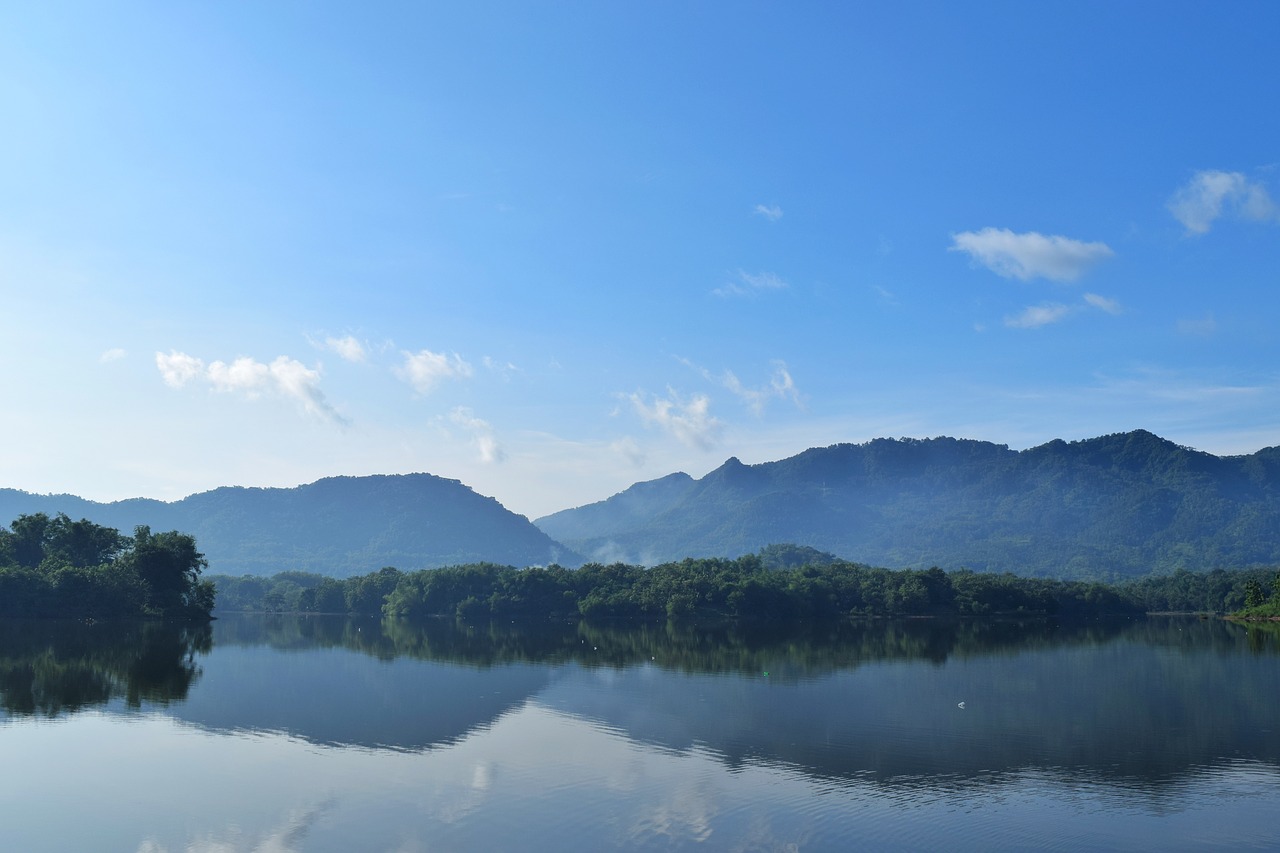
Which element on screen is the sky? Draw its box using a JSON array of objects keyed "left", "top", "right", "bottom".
[{"left": 2, "top": 1, "right": 1279, "bottom": 519}]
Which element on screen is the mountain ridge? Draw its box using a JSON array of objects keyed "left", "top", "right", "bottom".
[
  {"left": 534, "top": 430, "right": 1280, "bottom": 579},
  {"left": 6, "top": 429, "right": 1280, "bottom": 580},
  {"left": 0, "top": 473, "right": 580, "bottom": 577}
]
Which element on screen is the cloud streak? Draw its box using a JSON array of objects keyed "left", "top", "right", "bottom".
[
  {"left": 1004, "top": 303, "right": 1073, "bottom": 329},
  {"left": 951, "top": 228, "right": 1114, "bottom": 282},
  {"left": 753, "top": 203, "right": 783, "bottom": 221},
  {"left": 448, "top": 406, "right": 505, "bottom": 463},
  {"left": 1002, "top": 292, "right": 1123, "bottom": 329},
  {"left": 322, "top": 335, "right": 369, "bottom": 363},
  {"left": 395, "top": 349, "right": 473, "bottom": 394},
  {"left": 712, "top": 270, "right": 788, "bottom": 298},
  {"left": 155, "top": 351, "right": 347, "bottom": 424},
  {"left": 682, "top": 358, "right": 803, "bottom": 415},
  {"left": 1167, "top": 170, "right": 1276, "bottom": 235},
  {"left": 629, "top": 389, "right": 723, "bottom": 450}
]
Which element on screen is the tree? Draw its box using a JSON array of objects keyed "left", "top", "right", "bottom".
[
  {"left": 5, "top": 513, "right": 53, "bottom": 568},
  {"left": 46, "top": 514, "right": 127, "bottom": 568},
  {"left": 120, "top": 526, "right": 212, "bottom": 617},
  {"left": 1244, "top": 579, "right": 1265, "bottom": 609}
]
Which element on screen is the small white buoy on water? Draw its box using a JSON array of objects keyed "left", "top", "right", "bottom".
[{"left": 957, "top": 701, "right": 966, "bottom": 709}]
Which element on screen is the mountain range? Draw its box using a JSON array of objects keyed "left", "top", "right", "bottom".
[
  {"left": 535, "top": 430, "right": 1280, "bottom": 579},
  {"left": 4, "top": 430, "right": 1280, "bottom": 579},
  {"left": 0, "top": 474, "right": 577, "bottom": 577}
]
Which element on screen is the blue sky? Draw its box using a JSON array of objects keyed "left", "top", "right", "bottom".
[{"left": 2, "top": 1, "right": 1278, "bottom": 518}]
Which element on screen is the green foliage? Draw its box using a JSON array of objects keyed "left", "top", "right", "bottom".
[
  {"left": 212, "top": 550, "right": 1280, "bottom": 623},
  {"left": 539, "top": 432, "right": 1280, "bottom": 579},
  {"left": 0, "top": 514, "right": 212, "bottom": 620},
  {"left": 1245, "top": 579, "right": 1266, "bottom": 609},
  {"left": 374, "top": 552, "right": 1147, "bottom": 622},
  {"left": 1228, "top": 569, "right": 1280, "bottom": 619}
]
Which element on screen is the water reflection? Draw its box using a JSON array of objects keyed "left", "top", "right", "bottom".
[
  {"left": 0, "top": 619, "right": 209, "bottom": 717},
  {"left": 3, "top": 614, "right": 1280, "bottom": 851},
  {"left": 3, "top": 614, "right": 1279, "bottom": 793}
]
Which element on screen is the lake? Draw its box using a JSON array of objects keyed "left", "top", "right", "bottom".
[{"left": 1, "top": 614, "right": 1278, "bottom": 851}]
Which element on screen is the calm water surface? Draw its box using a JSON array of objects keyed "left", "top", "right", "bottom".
[{"left": 2, "top": 615, "right": 1278, "bottom": 851}]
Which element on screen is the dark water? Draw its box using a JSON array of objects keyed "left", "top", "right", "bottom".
[{"left": 2, "top": 615, "right": 1279, "bottom": 851}]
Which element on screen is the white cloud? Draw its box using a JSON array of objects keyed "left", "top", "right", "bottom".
[
  {"left": 207, "top": 356, "right": 271, "bottom": 393},
  {"left": 396, "top": 349, "right": 473, "bottom": 394},
  {"left": 322, "top": 335, "right": 368, "bottom": 363},
  {"left": 1004, "top": 303, "right": 1073, "bottom": 329},
  {"left": 950, "top": 228, "right": 1114, "bottom": 282},
  {"left": 1083, "top": 293, "right": 1123, "bottom": 315},
  {"left": 155, "top": 351, "right": 346, "bottom": 424},
  {"left": 156, "top": 350, "right": 205, "bottom": 388},
  {"left": 449, "top": 407, "right": 505, "bottom": 463},
  {"left": 1167, "top": 170, "right": 1277, "bottom": 235},
  {"left": 628, "top": 389, "right": 723, "bottom": 450},
  {"left": 753, "top": 203, "right": 783, "bottom": 221},
  {"left": 99, "top": 347, "right": 126, "bottom": 363},
  {"left": 712, "top": 269, "right": 789, "bottom": 298}
]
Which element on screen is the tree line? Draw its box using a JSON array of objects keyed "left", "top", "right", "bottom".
[
  {"left": 0, "top": 513, "right": 214, "bottom": 620},
  {"left": 210, "top": 548, "right": 1279, "bottom": 621}
]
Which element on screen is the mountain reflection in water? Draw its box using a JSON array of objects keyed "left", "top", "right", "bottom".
[
  {"left": 3, "top": 613, "right": 1278, "bottom": 795},
  {"left": 4, "top": 613, "right": 1280, "bottom": 852}
]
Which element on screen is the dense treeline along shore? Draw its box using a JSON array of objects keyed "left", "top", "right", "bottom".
[
  {"left": 210, "top": 544, "right": 1280, "bottom": 622},
  {"left": 0, "top": 514, "right": 214, "bottom": 620}
]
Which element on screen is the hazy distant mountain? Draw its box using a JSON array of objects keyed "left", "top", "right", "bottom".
[
  {"left": 535, "top": 431, "right": 1280, "bottom": 578},
  {"left": 0, "top": 474, "right": 580, "bottom": 577}
]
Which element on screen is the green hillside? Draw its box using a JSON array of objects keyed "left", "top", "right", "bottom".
[
  {"left": 536, "top": 431, "right": 1280, "bottom": 579},
  {"left": 0, "top": 474, "right": 580, "bottom": 577}
]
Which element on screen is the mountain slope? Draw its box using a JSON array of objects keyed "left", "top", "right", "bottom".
[
  {"left": 0, "top": 474, "right": 580, "bottom": 577},
  {"left": 535, "top": 431, "right": 1280, "bottom": 578}
]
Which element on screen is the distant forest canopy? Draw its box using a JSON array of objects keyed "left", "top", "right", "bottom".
[
  {"left": 0, "top": 513, "right": 214, "bottom": 620},
  {"left": 207, "top": 545, "right": 1280, "bottom": 621},
  {"left": 535, "top": 430, "right": 1280, "bottom": 579}
]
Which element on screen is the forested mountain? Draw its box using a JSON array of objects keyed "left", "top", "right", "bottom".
[
  {"left": 0, "top": 474, "right": 579, "bottom": 577},
  {"left": 535, "top": 431, "right": 1280, "bottom": 579}
]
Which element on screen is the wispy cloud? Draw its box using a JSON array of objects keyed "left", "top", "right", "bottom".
[
  {"left": 449, "top": 406, "right": 505, "bottom": 463},
  {"left": 628, "top": 389, "right": 723, "bottom": 450},
  {"left": 321, "top": 335, "right": 368, "bottom": 363},
  {"left": 1001, "top": 292, "right": 1121, "bottom": 330},
  {"left": 712, "top": 269, "right": 789, "bottom": 298},
  {"left": 482, "top": 355, "right": 521, "bottom": 380},
  {"left": 98, "top": 347, "right": 126, "bottom": 363},
  {"left": 395, "top": 349, "right": 473, "bottom": 394},
  {"left": 1168, "top": 170, "right": 1276, "bottom": 235},
  {"left": 155, "top": 351, "right": 347, "bottom": 424},
  {"left": 1004, "top": 303, "right": 1073, "bottom": 329},
  {"left": 1083, "top": 293, "right": 1123, "bottom": 315},
  {"left": 753, "top": 203, "right": 783, "bottom": 221},
  {"left": 682, "top": 358, "right": 803, "bottom": 415},
  {"left": 873, "top": 284, "right": 899, "bottom": 306},
  {"left": 950, "top": 228, "right": 1114, "bottom": 282}
]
